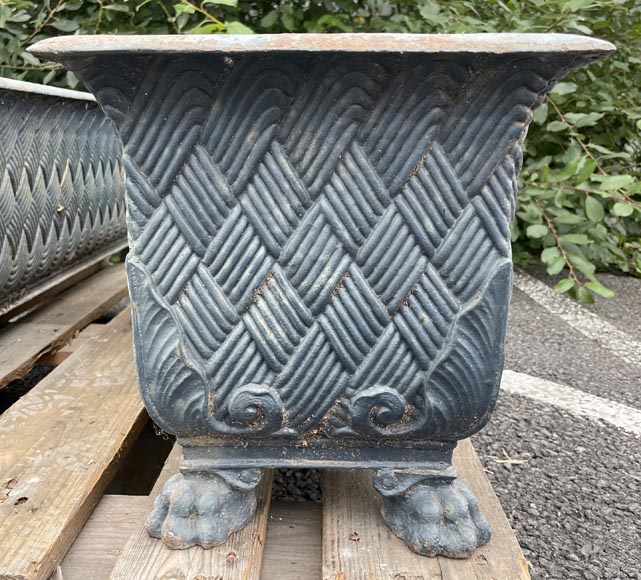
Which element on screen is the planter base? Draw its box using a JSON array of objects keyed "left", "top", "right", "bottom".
[
  {"left": 148, "top": 445, "right": 488, "bottom": 557},
  {"left": 373, "top": 467, "right": 491, "bottom": 557},
  {"left": 145, "top": 466, "right": 262, "bottom": 549}
]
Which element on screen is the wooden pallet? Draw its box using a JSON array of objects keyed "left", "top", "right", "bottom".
[{"left": 0, "top": 264, "right": 530, "bottom": 580}]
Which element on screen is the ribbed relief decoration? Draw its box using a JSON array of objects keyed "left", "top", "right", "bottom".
[
  {"left": 64, "top": 49, "right": 597, "bottom": 443},
  {"left": 0, "top": 85, "right": 126, "bottom": 312}
]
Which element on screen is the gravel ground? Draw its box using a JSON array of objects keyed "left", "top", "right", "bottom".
[
  {"left": 473, "top": 392, "right": 641, "bottom": 580},
  {"left": 272, "top": 468, "right": 321, "bottom": 502}
]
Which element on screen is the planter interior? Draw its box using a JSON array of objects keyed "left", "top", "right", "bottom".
[
  {"left": 30, "top": 32, "right": 614, "bottom": 557},
  {"left": 0, "top": 77, "right": 126, "bottom": 317}
]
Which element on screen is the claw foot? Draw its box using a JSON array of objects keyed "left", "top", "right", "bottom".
[
  {"left": 146, "top": 467, "right": 262, "bottom": 549},
  {"left": 373, "top": 468, "right": 490, "bottom": 558}
]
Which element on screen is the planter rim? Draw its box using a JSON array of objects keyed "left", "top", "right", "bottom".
[
  {"left": 29, "top": 33, "right": 615, "bottom": 58},
  {"left": 0, "top": 77, "right": 94, "bottom": 102}
]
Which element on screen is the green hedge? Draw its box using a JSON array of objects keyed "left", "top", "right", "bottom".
[{"left": 2, "top": 0, "right": 640, "bottom": 301}]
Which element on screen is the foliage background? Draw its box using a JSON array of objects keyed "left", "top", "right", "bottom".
[{"left": 1, "top": 0, "right": 639, "bottom": 301}]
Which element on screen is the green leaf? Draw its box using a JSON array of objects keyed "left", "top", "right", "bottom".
[
  {"left": 556, "top": 159, "right": 579, "bottom": 181},
  {"left": 175, "top": 11, "right": 192, "bottom": 27},
  {"left": 563, "top": 0, "right": 593, "bottom": 10},
  {"left": 554, "top": 278, "right": 575, "bottom": 294},
  {"left": 49, "top": 18, "right": 80, "bottom": 31},
  {"left": 105, "top": 4, "right": 131, "bottom": 12},
  {"left": 66, "top": 71, "right": 79, "bottom": 89},
  {"left": 585, "top": 281, "right": 615, "bottom": 298},
  {"left": 526, "top": 224, "right": 549, "bottom": 238},
  {"left": 260, "top": 10, "right": 279, "bottom": 28},
  {"left": 203, "top": 0, "right": 238, "bottom": 7},
  {"left": 546, "top": 120, "right": 567, "bottom": 132},
  {"left": 569, "top": 253, "right": 596, "bottom": 276},
  {"left": 532, "top": 102, "right": 548, "bottom": 125},
  {"left": 554, "top": 214, "right": 584, "bottom": 225},
  {"left": 577, "top": 286, "right": 595, "bottom": 304},
  {"left": 594, "top": 174, "right": 635, "bottom": 191},
  {"left": 547, "top": 256, "right": 566, "bottom": 276},
  {"left": 564, "top": 112, "right": 604, "bottom": 128},
  {"left": 174, "top": 4, "right": 196, "bottom": 14},
  {"left": 541, "top": 246, "right": 561, "bottom": 263},
  {"left": 585, "top": 197, "right": 604, "bottom": 223},
  {"left": 576, "top": 159, "right": 597, "bottom": 184},
  {"left": 550, "top": 82, "right": 577, "bottom": 96},
  {"left": 226, "top": 21, "right": 254, "bottom": 33},
  {"left": 560, "top": 233, "right": 590, "bottom": 245},
  {"left": 612, "top": 202, "right": 634, "bottom": 217},
  {"left": 188, "top": 22, "right": 224, "bottom": 33}
]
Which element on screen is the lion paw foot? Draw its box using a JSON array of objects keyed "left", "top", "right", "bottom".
[
  {"left": 374, "top": 469, "right": 490, "bottom": 558},
  {"left": 146, "top": 468, "right": 262, "bottom": 549}
]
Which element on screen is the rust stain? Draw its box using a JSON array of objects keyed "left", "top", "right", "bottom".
[
  {"left": 29, "top": 34, "right": 616, "bottom": 60},
  {"left": 252, "top": 271, "right": 274, "bottom": 302},
  {"left": 519, "top": 555, "right": 531, "bottom": 578}
]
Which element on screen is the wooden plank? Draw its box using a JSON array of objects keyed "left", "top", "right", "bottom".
[
  {"left": 148, "top": 443, "right": 182, "bottom": 500},
  {"left": 60, "top": 497, "right": 322, "bottom": 580},
  {"left": 322, "top": 440, "right": 530, "bottom": 580},
  {"left": 0, "top": 263, "right": 128, "bottom": 390},
  {"left": 109, "top": 469, "right": 274, "bottom": 580},
  {"left": 0, "top": 309, "right": 147, "bottom": 580},
  {"left": 58, "top": 444, "right": 181, "bottom": 580},
  {"left": 38, "top": 324, "right": 106, "bottom": 366},
  {"left": 57, "top": 496, "right": 148, "bottom": 580},
  {"left": 262, "top": 501, "right": 322, "bottom": 580}
]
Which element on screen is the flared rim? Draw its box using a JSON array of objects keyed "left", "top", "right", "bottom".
[
  {"left": 0, "top": 77, "right": 94, "bottom": 102},
  {"left": 29, "top": 33, "right": 615, "bottom": 58}
]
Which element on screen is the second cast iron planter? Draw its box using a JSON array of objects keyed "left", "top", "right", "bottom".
[
  {"left": 31, "top": 33, "right": 613, "bottom": 558},
  {"left": 0, "top": 78, "right": 126, "bottom": 316}
]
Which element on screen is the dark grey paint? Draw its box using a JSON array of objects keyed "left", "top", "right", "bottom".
[{"left": 30, "top": 34, "right": 612, "bottom": 556}]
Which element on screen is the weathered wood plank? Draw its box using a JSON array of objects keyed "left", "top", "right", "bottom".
[
  {"left": 58, "top": 444, "right": 181, "bottom": 580},
  {"left": 262, "top": 501, "right": 323, "bottom": 580},
  {"left": 0, "top": 310, "right": 146, "bottom": 580},
  {"left": 322, "top": 439, "right": 530, "bottom": 580},
  {"left": 38, "top": 324, "right": 106, "bottom": 366},
  {"left": 109, "top": 469, "right": 274, "bottom": 580},
  {"left": 57, "top": 495, "right": 148, "bottom": 580},
  {"left": 0, "top": 264, "right": 128, "bottom": 390},
  {"left": 59, "top": 496, "right": 322, "bottom": 580}
]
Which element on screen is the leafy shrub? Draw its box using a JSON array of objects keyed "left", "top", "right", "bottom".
[{"left": 1, "top": 0, "right": 639, "bottom": 301}]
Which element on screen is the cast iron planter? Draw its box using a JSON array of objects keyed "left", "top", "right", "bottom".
[
  {"left": 0, "top": 78, "right": 126, "bottom": 316},
  {"left": 31, "top": 33, "right": 613, "bottom": 557}
]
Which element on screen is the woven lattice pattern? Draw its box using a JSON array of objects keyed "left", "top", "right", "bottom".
[
  {"left": 0, "top": 89, "right": 126, "bottom": 309},
  {"left": 76, "top": 52, "right": 580, "bottom": 440}
]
